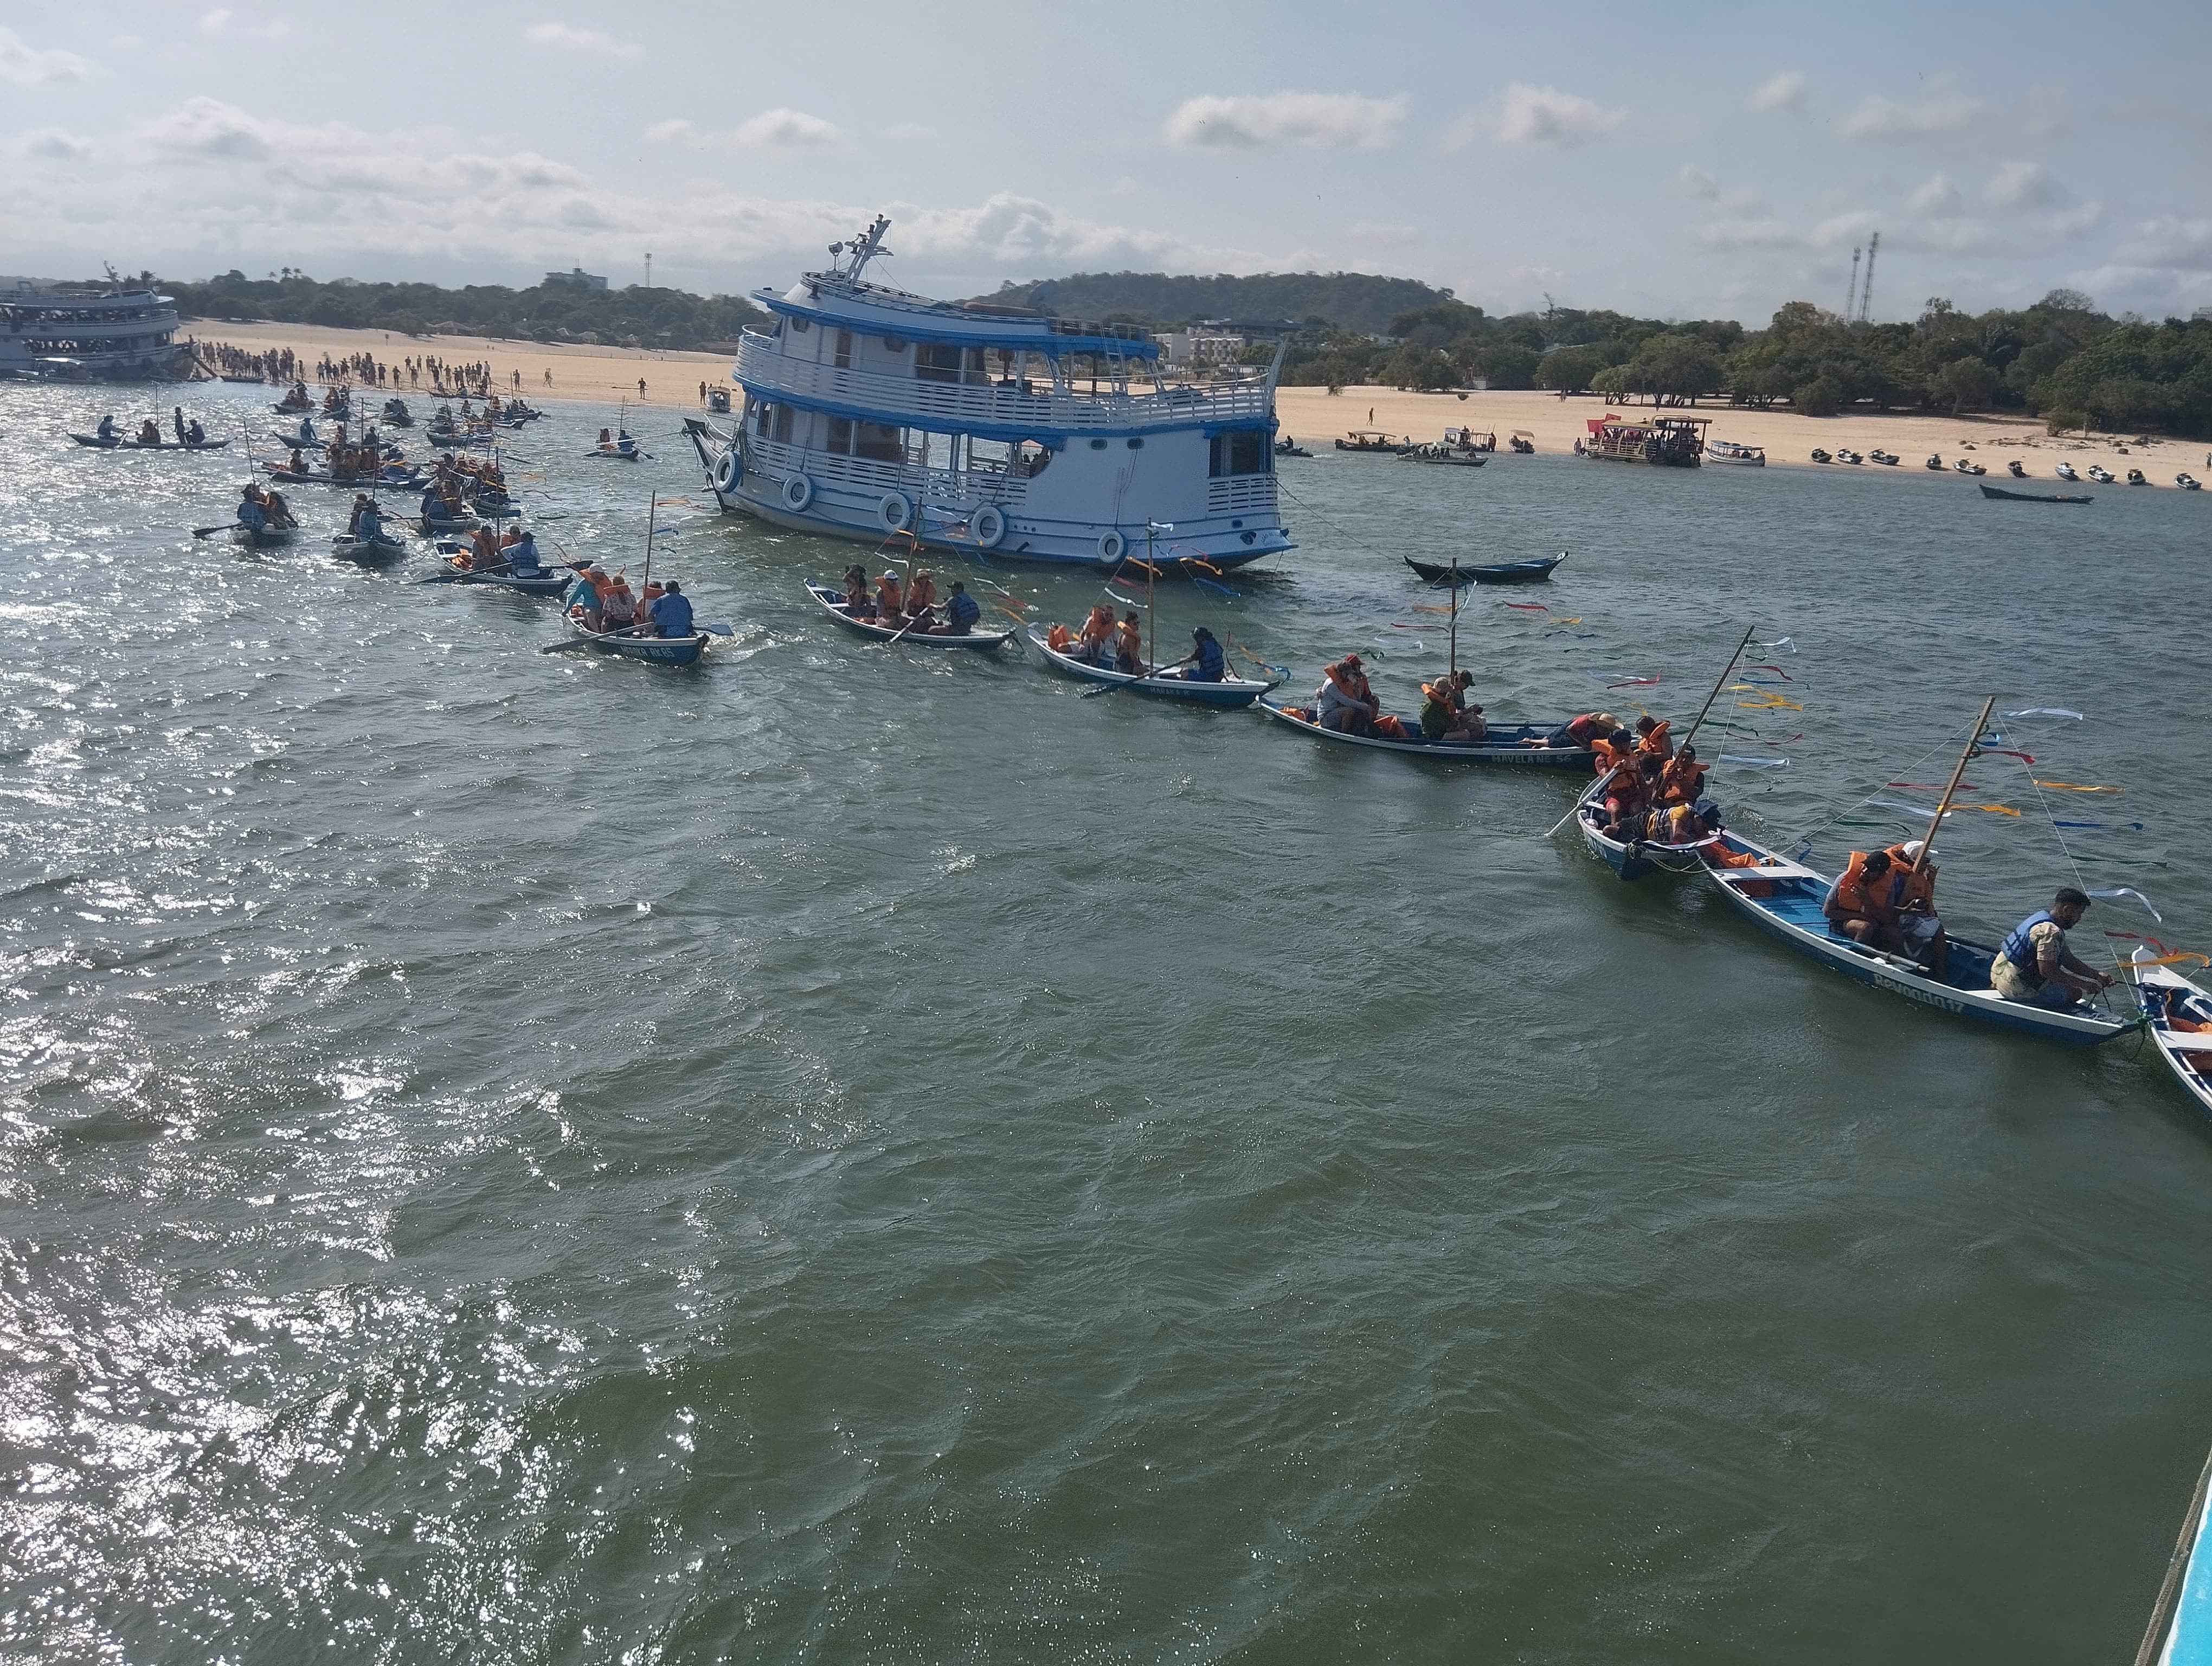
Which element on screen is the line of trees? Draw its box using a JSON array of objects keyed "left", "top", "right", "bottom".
[
  {"left": 1275, "top": 290, "right": 2212, "bottom": 438},
  {"left": 165, "top": 270, "right": 774, "bottom": 353}
]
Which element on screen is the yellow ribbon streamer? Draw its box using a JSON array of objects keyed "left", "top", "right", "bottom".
[{"left": 2034, "top": 780, "right": 2124, "bottom": 793}]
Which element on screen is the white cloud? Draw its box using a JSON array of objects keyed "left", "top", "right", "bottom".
[
  {"left": 644, "top": 118, "right": 695, "bottom": 143},
  {"left": 522, "top": 23, "right": 641, "bottom": 60},
  {"left": 1674, "top": 164, "right": 1719, "bottom": 200},
  {"left": 1985, "top": 161, "right": 2061, "bottom": 211},
  {"left": 731, "top": 108, "right": 848, "bottom": 152},
  {"left": 2111, "top": 216, "right": 2212, "bottom": 274},
  {"left": 198, "top": 9, "right": 290, "bottom": 42},
  {"left": 1838, "top": 87, "right": 1989, "bottom": 142},
  {"left": 885, "top": 123, "right": 937, "bottom": 144},
  {"left": 1161, "top": 91, "right": 1407, "bottom": 152},
  {"left": 1493, "top": 84, "right": 1627, "bottom": 149},
  {"left": 1910, "top": 174, "right": 1963, "bottom": 216},
  {"left": 19, "top": 127, "right": 93, "bottom": 162},
  {"left": 0, "top": 25, "right": 93, "bottom": 85},
  {"left": 1108, "top": 176, "right": 1140, "bottom": 198},
  {"left": 1346, "top": 221, "right": 1418, "bottom": 247},
  {"left": 1748, "top": 72, "right": 1809, "bottom": 114}
]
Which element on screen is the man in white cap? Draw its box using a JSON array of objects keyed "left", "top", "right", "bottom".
[{"left": 1881, "top": 838, "right": 1948, "bottom": 979}]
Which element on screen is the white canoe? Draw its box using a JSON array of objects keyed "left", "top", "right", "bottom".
[{"left": 1023, "top": 629, "right": 1275, "bottom": 707}]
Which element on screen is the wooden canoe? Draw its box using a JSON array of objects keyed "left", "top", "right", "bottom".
[
  {"left": 565, "top": 614, "right": 709, "bottom": 666},
  {"left": 1256, "top": 698, "right": 1596, "bottom": 767},
  {"left": 1403, "top": 554, "right": 1565, "bottom": 585},
  {"left": 804, "top": 583, "right": 1012, "bottom": 650},
  {"left": 1023, "top": 629, "right": 1275, "bottom": 707},
  {"left": 1978, "top": 483, "right": 2093, "bottom": 504},
  {"left": 1697, "top": 828, "right": 2132, "bottom": 1045}
]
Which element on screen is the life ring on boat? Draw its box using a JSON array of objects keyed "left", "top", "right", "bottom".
[
  {"left": 712, "top": 447, "right": 741, "bottom": 493},
  {"left": 1096, "top": 529, "right": 1127, "bottom": 563},
  {"left": 781, "top": 472, "right": 814, "bottom": 512},
  {"left": 878, "top": 491, "right": 912, "bottom": 532},
  {"left": 972, "top": 505, "right": 1006, "bottom": 549}
]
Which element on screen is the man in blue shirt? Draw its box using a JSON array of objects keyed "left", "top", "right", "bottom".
[
  {"left": 941, "top": 581, "right": 981, "bottom": 635},
  {"left": 509, "top": 530, "right": 544, "bottom": 575},
  {"left": 648, "top": 579, "right": 694, "bottom": 638},
  {"left": 236, "top": 486, "right": 267, "bottom": 535},
  {"left": 1188, "top": 626, "right": 1226, "bottom": 681}
]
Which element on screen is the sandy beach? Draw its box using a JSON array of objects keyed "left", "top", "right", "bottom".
[
  {"left": 1278, "top": 386, "right": 2209, "bottom": 489},
  {"left": 182, "top": 320, "right": 2208, "bottom": 489}
]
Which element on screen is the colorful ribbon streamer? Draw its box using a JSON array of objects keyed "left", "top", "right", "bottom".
[{"left": 2089, "top": 887, "right": 2163, "bottom": 922}]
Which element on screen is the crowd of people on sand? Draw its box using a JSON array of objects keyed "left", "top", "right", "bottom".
[
  {"left": 1041, "top": 604, "right": 1226, "bottom": 680},
  {"left": 562, "top": 564, "right": 694, "bottom": 638},
  {"left": 198, "top": 342, "right": 560, "bottom": 395},
  {"left": 837, "top": 565, "right": 985, "bottom": 637}
]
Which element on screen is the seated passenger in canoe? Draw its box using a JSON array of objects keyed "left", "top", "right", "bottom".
[
  {"left": 1635, "top": 715, "right": 1673, "bottom": 762},
  {"left": 840, "top": 565, "right": 876, "bottom": 619},
  {"left": 935, "top": 581, "right": 981, "bottom": 636},
  {"left": 185, "top": 418, "right": 205, "bottom": 445},
  {"left": 138, "top": 418, "right": 161, "bottom": 446},
  {"left": 602, "top": 575, "right": 638, "bottom": 631},
  {"left": 506, "top": 531, "right": 544, "bottom": 575},
  {"left": 1877, "top": 840, "right": 1947, "bottom": 978},
  {"left": 1656, "top": 744, "right": 1707, "bottom": 806},
  {"left": 97, "top": 414, "right": 117, "bottom": 441},
  {"left": 1316, "top": 655, "right": 1379, "bottom": 734},
  {"left": 237, "top": 485, "right": 269, "bottom": 534},
  {"left": 906, "top": 567, "right": 939, "bottom": 623},
  {"left": 1184, "top": 626, "right": 1226, "bottom": 682},
  {"left": 1115, "top": 611, "right": 1144, "bottom": 675},
  {"left": 1419, "top": 670, "right": 1484, "bottom": 742},
  {"left": 647, "top": 579, "right": 693, "bottom": 638},
  {"left": 1533, "top": 712, "right": 1618, "bottom": 751},
  {"left": 1076, "top": 605, "right": 1114, "bottom": 665},
  {"left": 874, "top": 570, "right": 906, "bottom": 630},
  {"left": 1991, "top": 888, "right": 2112, "bottom": 1009},
  {"left": 467, "top": 526, "right": 503, "bottom": 571},
  {"left": 1821, "top": 848, "right": 1903, "bottom": 952},
  {"left": 1597, "top": 753, "right": 1654, "bottom": 832},
  {"left": 261, "top": 488, "right": 297, "bottom": 530}
]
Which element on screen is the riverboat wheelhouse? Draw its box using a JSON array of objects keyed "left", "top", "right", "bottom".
[
  {"left": 0, "top": 278, "right": 191, "bottom": 381},
  {"left": 1576, "top": 411, "right": 1710, "bottom": 467},
  {"left": 685, "top": 219, "right": 1292, "bottom": 574}
]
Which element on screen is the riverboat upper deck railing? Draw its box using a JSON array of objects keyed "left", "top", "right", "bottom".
[
  {"left": 783, "top": 274, "right": 1159, "bottom": 353},
  {"left": 732, "top": 331, "right": 1271, "bottom": 436}
]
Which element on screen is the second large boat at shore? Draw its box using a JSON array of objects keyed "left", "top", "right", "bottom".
[{"left": 684, "top": 218, "right": 1292, "bottom": 576}]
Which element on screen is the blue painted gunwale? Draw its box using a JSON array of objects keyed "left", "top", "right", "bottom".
[
  {"left": 1023, "top": 629, "right": 1276, "bottom": 707},
  {"left": 1255, "top": 698, "right": 1597, "bottom": 768}
]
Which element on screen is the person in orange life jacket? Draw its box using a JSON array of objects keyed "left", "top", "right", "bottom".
[
  {"left": 1603, "top": 754, "right": 1664, "bottom": 833},
  {"left": 1821, "top": 848, "right": 1902, "bottom": 949},
  {"left": 1634, "top": 715, "right": 1673, "bottom": 761},
  {"left": 1316, "top": 655, "right": 1379, "bottom": 733},
  {"left": 1657, "top": 744, "right": 1707, "bottom": 806},
  {"left": 1992, "top": 888, "right": 2112, "bottom": 1008},
  {"left": 1075, "top": 605, "right": 1114, "bottom": 665},
  {"left": 1115, "top": 612, "right": 1144, "bottom": 675},
  {"left": 874, "top": 571, "right": 905, "bottom": 630},
  {"left": 564, "top": 562, "right": 605, "bottom": 628},
  {"left": 1537, "top": 711, "right": 1618, "bottom": 750},
  {"left": 1420, "top": 670, "right": 1482, "bottom": 741},
  {"left": 905, "top": 568, "right": 939, "bottom": 624},
  {"left": 1876, "top": 840, "right": 1949, "bottom": 977}
]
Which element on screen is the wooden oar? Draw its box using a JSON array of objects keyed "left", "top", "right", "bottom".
[
  {"left": 1080, "top": 651, "right": 1197, "bottom": 699},
  {"left": 190, "top": 523, "right": 239, "bottom": 538},
  {"left": 541, "top": 624, "right": 645, "bottom": 656}
]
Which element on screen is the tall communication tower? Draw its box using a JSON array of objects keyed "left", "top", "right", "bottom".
[
  {"left": 1846, "top": 247, "right": 1862, "bottom": 321},
  {"left": 1857, "top": 232, "right": 1880, "bottom": 322}
]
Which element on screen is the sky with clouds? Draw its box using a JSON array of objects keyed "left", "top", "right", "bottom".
[{"left": 3, "top": 1, "right": 2208, "bottom": 323}]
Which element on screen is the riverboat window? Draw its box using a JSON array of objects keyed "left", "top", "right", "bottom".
[
  {"left": 754, "top": 401, "right": 794, "bottom": 442},
  {"left": 967, "top": 437, "right": 1012, "bottom": 475},
  {"left": 825, "top": 416, "right": 854, "bottom": 453},
  {"left": 1089, "top": 438, "right": 1108, "bottom": 450},
  {"left": 1016, "top": 440, "right": 1052, "bottom": 478},
  {"left": 883, "top": 337, "right": 905, "bottom": 353},
  {"left": 1126, "top": 437, "right": 1144, "bottom": 450},
  {"left": 905, "top": 430, "right": 955, "bottom": 471},
  {"left": 1208, "top": 428, "right": 1270, "bottom": 477},
  {"left": 789, "top": 316, "right": 810, "bottom": 334},
  {"left": 834, "top": 329, "right": 853, "bottom": 369},
  {"left": 854, "top": 421, "right": 902, "bottom": 462},
  {"left": 915, "top": 343, "right": 989, "bottom": 386}
]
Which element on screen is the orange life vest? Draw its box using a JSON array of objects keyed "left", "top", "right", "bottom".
[
  {"left": 1658, "top": 758, "right": 1707, "bottom": 805},
  {"left": 1881, "top": 847, "right": 1936, "bottom": 913},
  {"left": 1831, "top": 851, "right": 1894, "bottom": 918},
  {"left": 1636, "top": 719, "right": 1673, "bottom": 760},
  {"left": 1047, "top": 623, "right": 1074, "bottom": 652},
  {"left": 1591, "top": 736, "right": 1634, "bottom": 773},
  {"left": 877, "top": 578, "right": 902, "bottom": 613},
  {"left": 1323, "top": 664, "right": 1372, "bottom": 704}
]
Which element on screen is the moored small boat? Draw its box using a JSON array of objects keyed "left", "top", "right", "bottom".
[
  {"left": 1335, "top": 430, "right": 1407, "bottom": 453},
  {"left": 1978, "top": 483, "right": 2093, "bottom": 504},
  {"left": 2126, "top": 467, "right": 2147, "bottom": 485},
  {"left": 2126, "top": 951, "right": 2212, "bottom": 1119},
  {"left": 1869, "top": 448, "right": 1899, "bottom": 465},
  {"left": 1952, "top": 458, "right": 1987, "bottom": 476},
  {"left": 1401, "top": 443, "right": 1488, "bottom": 466},
  {"left": 1255, "top": 697, "right": 1594, "bottom": 767},
  {"left": 1024, "top": 629, "right": 1275, "bottom": 707},
  {"left": 1704, "top": 439, "right": 1765, "bottom": 465},
  {"left": 1402, "top": 553, "right": 1565, "bottom": 585},
  {"left": 2055, "top": 461, "right": 2080, "bottom": 481},
  {"left": 2086, "top": 464, "right": 2115, "bottom": 484},
  {"left": 2179, "top": 473, "right": 2202, "bottom": 491},
  {"left": 564, "top": 614, "right": 710, "bottom": 665},
  {"left": 1810, "top": 448, "right": 1832, "bottom": 464},
  {"left": 803, "top": 582, "right": 1012, "bottom": 650},
  {"left": 1836, "top": 448, "right": 1864, "bottom": 465},
  {"left": 1697, "top": 826, "right": 2132, "bottom": 1045},
  {"left": 2007, "top": 459, "right": 2027, "bottom": 477},
  {"left": 1925, "top": 454, "right": 1944, "bottom": 470}
]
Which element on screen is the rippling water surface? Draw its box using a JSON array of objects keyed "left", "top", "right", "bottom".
[{"left": 3, "top": 383, "right": 2209, "bottom": 1662}]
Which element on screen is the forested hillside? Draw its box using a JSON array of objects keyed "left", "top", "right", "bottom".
[
  {"left": 166, "top": 270, "right": 773, "bottom": 351},
  {"left": 977, "top": 271, "right": 1449, "bottom": 335}
]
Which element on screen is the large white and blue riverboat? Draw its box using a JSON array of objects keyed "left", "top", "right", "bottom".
[
  {"left": 0, "top": 278, "right": 191, "bottom": 381},
  {"left": 684, "top": 219, "right": 1291, "bottom": 575}
]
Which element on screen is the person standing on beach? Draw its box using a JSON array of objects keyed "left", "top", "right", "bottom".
[{"left": 638, "top": 378, "right": 647, "bottom": 400}]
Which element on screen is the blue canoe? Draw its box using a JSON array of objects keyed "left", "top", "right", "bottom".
[
  {"left": 564, "top": 613, "right": 709, "bottom": 666},
  {"left": 1023, "top": 629, "right": 1276, "bottom": 707},
  {"left": 1256, "top": 698, "right": 1596, "bottom": 767},
  {"left": 1572, "top": 770, "right": 1726, "bottom": 880},
  {"left": 1697, "top": 827, "right": 2132, "bottom": 1045}
]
